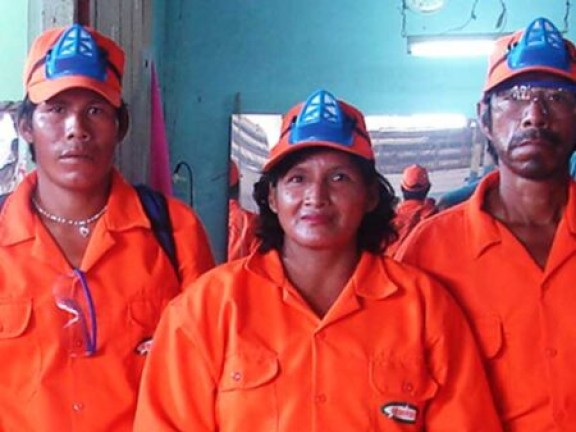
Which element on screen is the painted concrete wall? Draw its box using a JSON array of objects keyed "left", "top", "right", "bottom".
[
  {"left": 0, "top": 2, "right": 28, "bottom": 101},
  {"left": 154, "top": 0, "right": 574, "bottom": 261}
]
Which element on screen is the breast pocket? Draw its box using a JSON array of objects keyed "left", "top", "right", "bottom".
[
  {"left": 217, "top": 344, "right": 280, "bottom": 431},
  {"left": 129, "top": 298, "right": 160, "bottom": 336},
  {"left": 128, "top": 291, "right": 176, "bottom": 347},
  {"left": 0, "top": 298, "right": 41, "bottom": 402},
  {"left": 370, "top": 353, "right": 438, "bottom": 430},
  {"left": 472, "top": 315, "right": 504, "bottom": 360}
]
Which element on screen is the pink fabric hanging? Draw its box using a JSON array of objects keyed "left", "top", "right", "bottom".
[{"left": 150, "top": 63, "right": 173, "bottom": 195}]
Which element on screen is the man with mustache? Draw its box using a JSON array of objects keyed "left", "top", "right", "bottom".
[{"left": 396, "top": 17, "right": 576, "bottom": 431}]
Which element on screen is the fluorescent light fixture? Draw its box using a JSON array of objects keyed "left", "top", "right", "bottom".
[{"left": 407, "top": 33, "right": 507, "bottom": 58}]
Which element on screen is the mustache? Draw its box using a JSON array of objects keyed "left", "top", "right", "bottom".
[{"left": 509, "top": 128, "right": 560, "bottom": 148}]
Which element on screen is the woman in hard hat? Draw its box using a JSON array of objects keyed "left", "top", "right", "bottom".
[{"left": 134, "top": 90, "right": 502, "bottom": 431}]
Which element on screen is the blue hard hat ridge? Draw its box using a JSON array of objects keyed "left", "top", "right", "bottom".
[
  {"left": 508, "top": 17, "right": 570, "bottom": 72},
  {"left": 46, "top": 23, "right": 107, "bottom": 82},
  {"left": 290, "top": 89, "right": 354, "bottom": 147}
]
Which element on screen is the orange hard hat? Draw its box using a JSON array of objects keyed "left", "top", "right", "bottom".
[
  {"left": 263, "top": 89, "right": 374, "bottom": 172},
  {"left": 401, "top": 164, "right": 430, "bottom": 192},
  {"left": 483, "top": 17, "right": 576, "bottom": 95},
  {"left": 24, "top": 24, "right": 124, "bottom": 107}
]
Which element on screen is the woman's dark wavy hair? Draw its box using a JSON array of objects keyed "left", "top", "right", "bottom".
[
  {"left": 253, "top": 147, "right": 398, "bottom": 254},
  {"left": 17, "top": 95, "right": 130, "bottom": 162}
]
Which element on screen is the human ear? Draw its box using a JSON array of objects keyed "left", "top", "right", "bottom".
[
  {"left": 477, "top": 100, "right": 494, "bottom": 142},
  {"left": 267, "top": 184, "right": 278, "bottom": 214},
  {"left": 116, "top": 104, "right": 130, "bottom": 141},
  {"left": 18, "top": 117, "right": 34, "bottom": 144}
]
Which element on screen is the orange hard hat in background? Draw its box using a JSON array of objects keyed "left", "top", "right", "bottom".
[
  {"left": 263, "top": 89, "right": 374, "bottom": 172},
  {"left": 483, "top": 17, "right": 576, "bottom": 95},
  {"left": 401, "top": 164, "right": 430, "bottom": 192}
]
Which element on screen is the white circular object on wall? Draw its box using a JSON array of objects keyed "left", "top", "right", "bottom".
[{"left": 405, "top": 0, "right": 447, "bottom": 13}]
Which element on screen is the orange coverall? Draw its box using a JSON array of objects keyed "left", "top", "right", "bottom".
[
  {"left": 134, "top": 250, "right": 502, "bottom": 431},
  {"left": 0, "top": 170, "right": 214, "bottom": 432},
  {"left": 396, "top": 171, "right": 576, "bottom": 431},
  {"left": 387, "top": 197, "right": 437, "bottom": 255},
  {"left": 227, "top": 199, "right": 258, "bottom": 260}
]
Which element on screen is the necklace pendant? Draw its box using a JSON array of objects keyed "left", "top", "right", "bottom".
[
  {"left": 79, "top": 225, "right": 90, "bottom": 237},
  {"left": 31, "top": 198, "right": 107, "bottom": 235}
]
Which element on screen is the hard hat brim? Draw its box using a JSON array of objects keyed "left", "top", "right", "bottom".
[
  {"left": 263, "top": 139, "right": 374, "bottom": 173},
  {"left": 28, "top": 75, "right": 121, "bottom": 107},
  {"left": 484, "top": 65, "right": 576, "bottom": 94}
]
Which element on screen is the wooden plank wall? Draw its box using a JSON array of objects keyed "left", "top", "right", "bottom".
[
  {"left": 39, "top": 0, "right": 75, "bottom": 26},
  {"left": 90, "top": 0, "right": 152, "bottom": 184}
]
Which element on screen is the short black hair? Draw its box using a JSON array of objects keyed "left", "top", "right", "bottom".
[
  {"left": 401, "top": 186, "right": 430, "bottom": 201},
  {"left": 16, "top": 97, "right": 36, "bottom": 161},
  {"left": 253, "top": 147, "right": 398, "bottom": 254},
  {"left": 480, "top": 97, "right": 499, "bottom": 165}
]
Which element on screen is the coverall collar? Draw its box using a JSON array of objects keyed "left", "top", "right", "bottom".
[
  {"left": 466, "top": 169, "right": 576, "bottom": 258},
  {"left": 245, "top": 249, "right": 399, "bottom": 300},
  {"left": 0, "top": 168, "right": 151, "bottom": 247}
]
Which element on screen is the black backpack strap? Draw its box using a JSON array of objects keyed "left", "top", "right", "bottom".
[{"left": 134, "top": 184, "right": 180, "bottom": 281}]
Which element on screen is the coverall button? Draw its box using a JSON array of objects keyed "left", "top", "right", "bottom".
[
  {"left": 231, "top": 371, "right": 242, "bottom": 381},
  {"left": 545, "top": 348, "right": 557, "bottom": 358},
  {"left": 315, "top": 394, "right": 327, "bottom": 403},
  {"left": 72, "top": 402, "right": 84, "bottom": 412}
]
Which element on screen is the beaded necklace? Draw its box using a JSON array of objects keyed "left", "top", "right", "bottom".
[{"left": 32, "top": 198, "right": 107, "bottom": 238}]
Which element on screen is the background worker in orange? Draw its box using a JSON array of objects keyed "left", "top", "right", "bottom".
[
  {"left": 228, "top": 159, "right": 258, "bottom": 260},
  {"left": 134, "top": 89, "right": 501, "bottom": 432},
  {"left": 0, "top": 24, "right": 214, "bottom": 431},
  {"left": 387, "top": 163, "right": 437, "bottom": 255},
  {"left": 396, "top": 17, "right": 576, "bottom": 431}
]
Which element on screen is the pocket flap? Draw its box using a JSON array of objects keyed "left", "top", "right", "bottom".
[
  {"left": 473, "top": 315, "right": 503, "bottom": 359},
  {"left": 129, "top": 299, "right": 157, "bottom": 330},
  {"left": 0, "top": 299, "right": 32, "bottom": 339},
  {"left": 220, "top": 345, "right": 279, "bottom": 391},
  {"left": 371, "top": 353, "right": 438, "bottom": 401}
]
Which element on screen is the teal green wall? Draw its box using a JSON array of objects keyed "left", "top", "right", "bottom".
[
  {"left": 0, "top": 3, "right": 28, "bottom": 101},
  {"left": 154, "top": 1, "right": 573, "bottom": 261}
]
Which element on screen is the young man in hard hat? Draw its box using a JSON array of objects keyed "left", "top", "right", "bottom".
[
  {"left": 0, "top": 24, "right": 214, "bottom": 431},
  {"left": 397, "top": 17, "right": 576, "bottom": 431}
]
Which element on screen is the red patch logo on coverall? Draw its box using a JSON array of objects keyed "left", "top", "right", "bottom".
[{"left": 381, "top": 402, "right": 418, "bottom": 424}]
